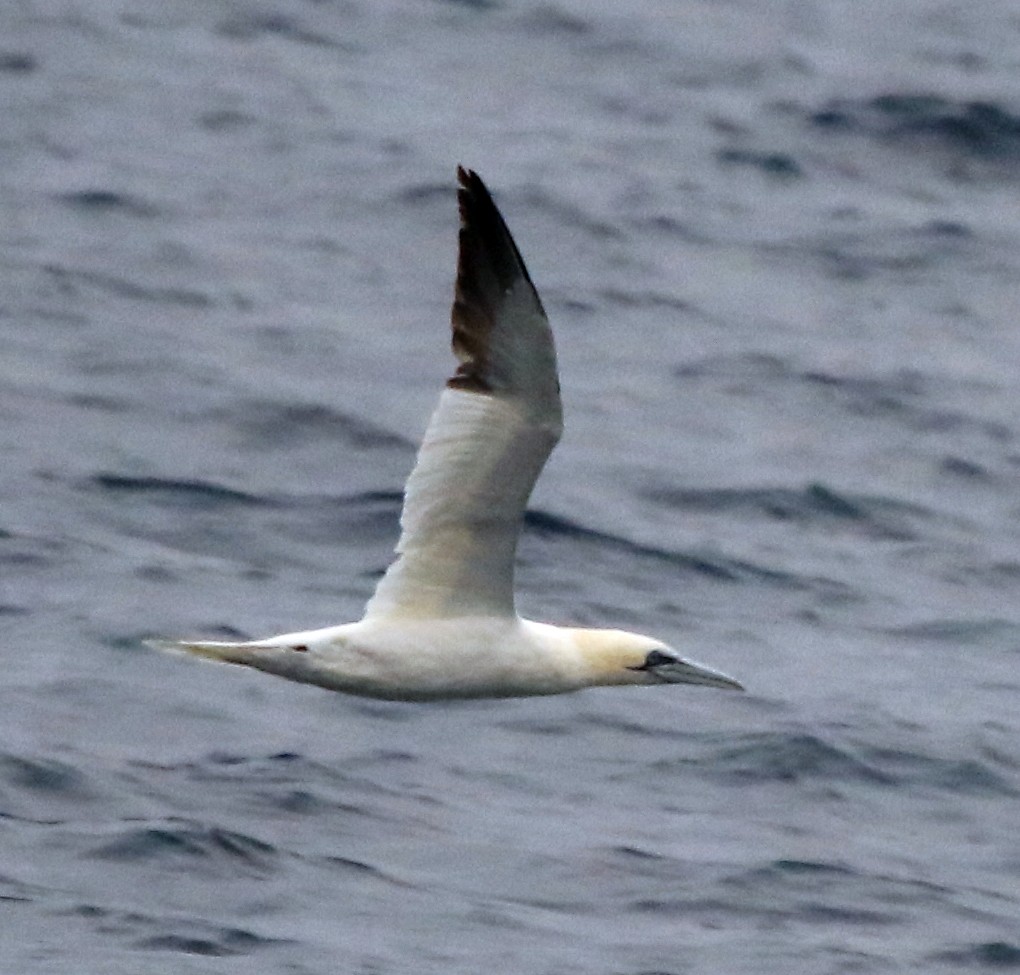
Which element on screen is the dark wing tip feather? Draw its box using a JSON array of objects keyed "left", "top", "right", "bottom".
[{"left": 448, "top": 167, "right": 544, "bottom": 394}]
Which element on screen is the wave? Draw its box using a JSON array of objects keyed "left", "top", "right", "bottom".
[
  {"left": 524, "top": 508, "right": 844, "bottom": 591},
  {"left": 644, "top": 482, "right": 930, "bottom": 542},
  {"left": 653, "top": 731, "right": 1019, "bottom": 796},
  {"left": 91, "top": 474, "right": 274, "bottom": 508},
  {"left": 675, "top": 351, "right": 1007, "bottom": 440},
  {"left": 932, "top": 941, "right": 1020, "bottom": 968},
  {"left": 58, "top": 903, "right": 291, "bottom": 957},
  {"left": 812, "top": 94, "right": 1020, "bottom": 164},
  {"left": 88, "top": 822, "right": 279, "bottom": 874}
]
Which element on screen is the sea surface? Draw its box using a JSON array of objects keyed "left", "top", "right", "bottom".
[{"left": 3, "top": 1, "right": 1020, "bottom": 972}]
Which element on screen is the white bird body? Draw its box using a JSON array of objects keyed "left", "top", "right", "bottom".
[
  {"left": 151, "top": 168, "right": 743, "bottom": 701},
  {"left": 153, "top": 618, "right": 734, "bottom": 701}
]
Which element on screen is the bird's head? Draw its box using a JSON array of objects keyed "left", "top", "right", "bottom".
[{"left": 571, "top": 628, "right": 744, "bottom": 692}]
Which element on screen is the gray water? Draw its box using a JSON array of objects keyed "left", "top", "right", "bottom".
[{"left": 3, "top": 1, "right": 1020, "bottom": 972}]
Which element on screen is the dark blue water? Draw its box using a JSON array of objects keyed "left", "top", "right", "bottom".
[{"left": 3, "top": 1, "right": 1020, "bottom": 972}]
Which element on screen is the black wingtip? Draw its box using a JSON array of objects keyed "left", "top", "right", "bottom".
[
  {"left": 448, "top": 167, "right": 544, "bottom": 394},
  {"left": 454, "top": 167, "right": 539, "bottom": 298}
]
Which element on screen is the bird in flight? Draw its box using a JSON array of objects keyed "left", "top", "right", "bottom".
[{"left": 150, "top": 167, "right": 743, "bottom": 700}]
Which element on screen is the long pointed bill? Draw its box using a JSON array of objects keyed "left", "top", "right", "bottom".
[{"left": 651, "top": 656, "right": 744, "bottom": 691}]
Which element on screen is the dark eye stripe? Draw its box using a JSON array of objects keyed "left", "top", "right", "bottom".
[{"left": 627, "top": 649, "right": 675, "bottom": 672}]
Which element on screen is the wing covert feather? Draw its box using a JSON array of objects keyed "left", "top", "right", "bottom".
[{"left": 364, "top": 391, "right": 558, "bottom": 618}]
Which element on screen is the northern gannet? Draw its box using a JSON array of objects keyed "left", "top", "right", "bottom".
[{"left": 150, "top": 168, "right": 743, "bottom": 700}]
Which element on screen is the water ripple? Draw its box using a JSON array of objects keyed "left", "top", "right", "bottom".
[{"left": 89, "top": 822, "right": 279, "bottom": 875}]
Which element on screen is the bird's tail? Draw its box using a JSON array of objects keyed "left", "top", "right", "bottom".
[
  {"left": 146, "top": 638, "right": 321, "bottom": 687},
  {"left": 145, "top": 638, "right": 265, "bottom": 665}
]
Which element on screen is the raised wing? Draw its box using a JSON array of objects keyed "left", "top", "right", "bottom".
[{"left": 363, "top": 168, "right": 562, "bottom": 621}]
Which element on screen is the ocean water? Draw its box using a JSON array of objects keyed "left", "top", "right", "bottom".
[{"left": 2, "top": 0, "right": 1020, "bottom": 972}]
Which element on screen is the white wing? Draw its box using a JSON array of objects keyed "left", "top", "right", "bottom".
[{"left": 363, "top": 168, "right": 562, "bottom": 620}]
